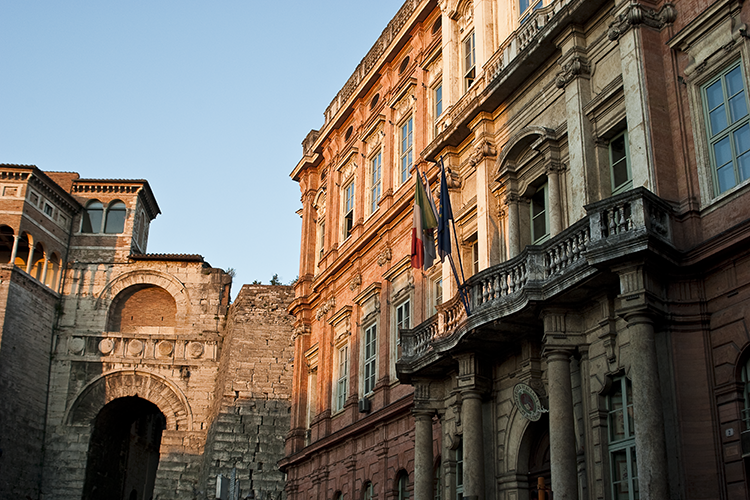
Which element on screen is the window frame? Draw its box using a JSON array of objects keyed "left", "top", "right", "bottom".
[
  {"left": 400, "top": 116, "right": 414, "bottom": 185},
  {"left": 104, "top": 201, "right": 127, "bottom": 234},
  {"left": 463, "top": 31, "right": 476, "bottom": 92},
  {"left": 363, "top": 322, "right": 378, "bottom": 395},
  {"left": 334, "top": 343, "right": 349, "bottom": 412},
  {"left": 434, "top": 82, "right": 443, "bottom": 135},
  {"left": 519, "top": 0, "right": 543, "bottom": 22},
  {"left": 530, "top": 182, "right": 549, "bottom": 244},
  {"left": 607, "top": 377, "right": 638, "bottom": 500},
  {"left": 370, "top": 151, "right": 382, "bottom": 215},
  {"left": 81, "top": 200, "right": 104, "bottom": 234},
  {"left": 343, "top": 180, "right": 355, "bottom": 239},
  {"left": 609, "top": 130, "right": 633, "bottom": 195},
  {"left": 701, "top": 61, "right": 750, "bottom": 196}
]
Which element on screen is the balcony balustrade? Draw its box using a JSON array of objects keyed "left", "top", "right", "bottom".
[{"left": 399, "top": 188, "right": 675, "bottom": 371}]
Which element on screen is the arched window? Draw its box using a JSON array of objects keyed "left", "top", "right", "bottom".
[
  {"left": 396, "top": 470, "right": 409, "bottom": 500},
  {"left": 30, "top": 243, "right": 45, "bottom": 280},
  {"left": 104, "top": 201, "right": 127, "bottom": 234},
  {"left": 82, "top": 201, "right": 103, "bottom": 233},
  {"left": 362, "top": 481, "right": 374, "bottom": 500},
  {"left": 0, "top": 225, "right": 14, "bottom": 264}
]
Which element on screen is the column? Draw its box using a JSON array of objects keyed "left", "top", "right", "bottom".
[
  {"left": 414, "top": 410, "right": 435, "bottom": 500},
  {"left": 546, "top": 166, "right": 562, "bottom": 237},
  {"left": 625, "top": 311, "right": 670, "bottom": 500},
  {"left": 505, "top": 195, "right": 520, "bottom": 258},
  {"left": 462, "top": 390, "right": 484, "bottom": 500},
  {"left": 25, "top": 243, "right": 35, "bottom": 274},
  {"left": 545, "top": 349, "right": 578, "bottom": 500},
  {"left": 9, "top": 235, "right": 19, "bottom": 264},
  {"left": 41, "top": 256, "right": 49, "bottom": 285}
]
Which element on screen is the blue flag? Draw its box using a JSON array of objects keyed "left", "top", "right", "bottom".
[{"left": 437, "top": 158, "right": 453, "bottom": 262}]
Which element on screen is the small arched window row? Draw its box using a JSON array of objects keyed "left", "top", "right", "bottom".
[
  {"left": 81, "top": 199, "right": 127, "bottom": 234},
  {"left": 0, "top": 226, "right": 63, "bottom": 291}
]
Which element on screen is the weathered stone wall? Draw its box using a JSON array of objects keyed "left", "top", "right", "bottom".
[
  {"left": 0, "top": 266, "right": 58, "bottom": 499},
  {"left": 41, "top": 259, "right": 231, "bottom": 500},
  {"left": 201, "top": 285, "right": 295, "bottom": 500}
]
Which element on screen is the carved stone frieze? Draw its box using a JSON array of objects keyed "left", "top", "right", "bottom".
[{"left": 607, "top": 2, "right": 677, "bottom": 41}]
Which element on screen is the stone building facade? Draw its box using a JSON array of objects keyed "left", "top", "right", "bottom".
[
  {"left": 288, "top": 0, "right": 750, "bottom": 499},
  {"left": 0, "top": 164, "right": 294, "bottom": 500}
]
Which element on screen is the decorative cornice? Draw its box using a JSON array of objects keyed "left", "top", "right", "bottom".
[{"left": 608, "top": 2, "right": 677, "bottom": 41}]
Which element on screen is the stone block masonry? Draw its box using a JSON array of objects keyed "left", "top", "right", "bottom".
[
  {"left": 0, "top": 266, "right": 59, "bottom": 500},
  {"left": 202, "top": 285, "right": 295, "bottom": 500}
]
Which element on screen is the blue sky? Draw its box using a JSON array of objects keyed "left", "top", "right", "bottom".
[{"left": 1, "top": 1, "right": 405, "bottom": 296}]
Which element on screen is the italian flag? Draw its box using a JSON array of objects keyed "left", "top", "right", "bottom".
[{"left": 411, "top": 171, "right": 438, "bottom": 269}]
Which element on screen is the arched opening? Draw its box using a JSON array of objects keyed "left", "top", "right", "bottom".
[
  {"left": 105, "top": 201, "right": 127, "bottom": 234},
  {"left": 30, "top": 242, "right": 45, "bottom": 280},
  {"left": 82, "top": 200, "right": 104, "bottom": 233},
  {"left": 45, "top": 252, "right": 61, "bottom": 290},
  {"left": 517, "top": 414, "right": 550, "bottom": 499},
  {"left": 82, "top": 396, "right": 165, "bottom": 500},
  {"left": 14, "top": 232, "right": 31, "bottom": 268},
  {"left": 0, "top": 225, "right": 14, "bottom": 264},
  {"left": 395, "top": 469, "right": 410, "bottom": 500},
  {"left": 107, "top": 285, "right": 177, "bottom": 332}
]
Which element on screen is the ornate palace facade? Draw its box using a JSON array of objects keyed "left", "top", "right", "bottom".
[{"left": 287, "top": 1, "right": 750, "bottom": 499}]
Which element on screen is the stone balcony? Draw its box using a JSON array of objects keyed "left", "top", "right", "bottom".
[{"left": 397, "top": 188, "right": 677, "bottom": 379}]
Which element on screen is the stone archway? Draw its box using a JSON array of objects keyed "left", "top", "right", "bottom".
[
  {"left": 81, "top": 396, "right": 165, "bottom": 500},
  {"left": 67, "top": 370, "right": 192, "bottom": 431},
  {"left": 95, "top": 269, "right": 191, "bottom": 322}
]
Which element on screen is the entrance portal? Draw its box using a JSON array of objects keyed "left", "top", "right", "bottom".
[{"left": 82, "top": 396, "right": 165, "bottom": 500}]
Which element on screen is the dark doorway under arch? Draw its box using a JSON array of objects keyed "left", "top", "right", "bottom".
[{"left": 82, "top": 396, "right": 165, "bottom": 500}]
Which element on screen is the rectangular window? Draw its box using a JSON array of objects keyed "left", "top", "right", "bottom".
[
  {"left": 44, "top": 203, "right": 54, "bottom": 217},
  {"left": 531, "top": 183, "right": 549, "bottom": 244},
  {"left": 396, "top": 300, "right": 410, "bottom": 332},
  {"left": 433, "top": 277, "right": 443, "bottom": 315},
  {"left": 400, "top": 117, "right": 414, "bottom": 184},
  {"left": 608, "top": 377, "right": 638, "bottom": 500},
  {"left": 335, "top": 344, "right": 348, "bottom": 412},
  {"left": 343, "top": 181, "right": 355, "bottom": 239},
  {"left": 435, "top": 83, "right": 443, "bottom": 134},
  {"left": 520, "top": 0, "right": 542, "bottom": 21},
  {"left": 363, "top": 324, "right": 377, "bottom": 394},
  {"left": 318, "top": 221, "right": 325, "bottom": 260},
  {"left": 703, "top": 62, "right": 750, "bottom": 194},
  {"left": 455, "top": 442, "right": 464, "bottom": 500},
  {"left": 610, "top": 131, "right": 632, "bottom": 194},
  {"left": 371, "top": 152, "right": 382, "bottom": 214},
  {"left": 463, "top": 32, "right": 475, "bottom": 91},
  {"left": 472, "top": 241, "right": 479, "bottom": 275}
]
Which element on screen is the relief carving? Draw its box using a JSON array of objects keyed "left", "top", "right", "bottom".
[{"left": 608, "top": 2, "right": 677, "bottom": 41}]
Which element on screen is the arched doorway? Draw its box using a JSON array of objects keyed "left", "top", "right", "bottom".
[
  {"left": 517, "top": 414, "right": 551, "bottom": 499},
  {"left": 82, "top": 396, "right": 165, "bottom": 500}
]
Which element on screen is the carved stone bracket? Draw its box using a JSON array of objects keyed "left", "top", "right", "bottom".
[
  {"left": 349, "top": 273, "right": 362, "bottom": 291},
  {"left": 377, "top": 247, "right": 393, "bottom": 266},
  {"left": 555, "top": 55, "right": 591, "bottom": 88},
  {"left": 315, "top": 296, "right": 336, "bottom": 321},
  {"left": 608, "top": 2, "right": 677, "bottom": 41},
  {"left": 469, "top": 140, "right": 498, "bottom": 166}
]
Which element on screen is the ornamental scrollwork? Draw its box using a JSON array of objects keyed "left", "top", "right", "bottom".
[{"left": 608, "top": 2, "right": 677, "bottom": 41}]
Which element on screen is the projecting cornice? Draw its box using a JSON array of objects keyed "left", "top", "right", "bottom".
[{"left": 73, "top": 179, "right": 161, "bottom": 220}]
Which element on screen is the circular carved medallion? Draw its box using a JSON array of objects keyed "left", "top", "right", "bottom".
[
  {"left": 98, "top": 338, "right": 115, "bottom": 355},
  {"left": 513, "top": 383, "right": 543, "bottom": 421},
  {"left": 127, "top": 339, "right": 144, "bottom": 357},
  {"left": 157, "top": 341, "right": 174, "bottom": 358},
  {"left": 187, "top": 341, "right": 204, "bottom": 358},
  {"left": 68, "top": 337, "right": 85, "bottom": 354}
]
